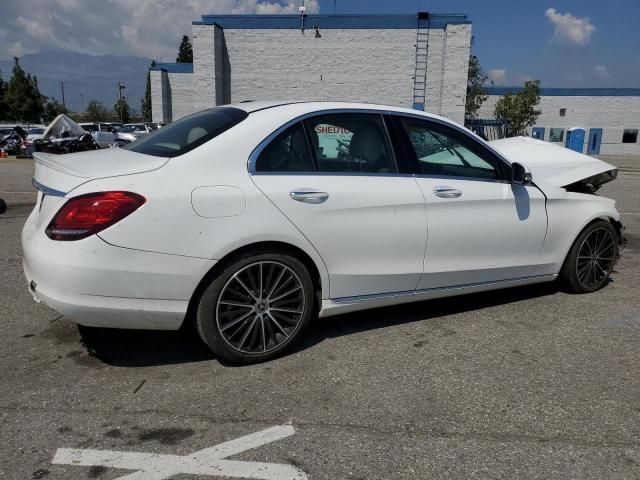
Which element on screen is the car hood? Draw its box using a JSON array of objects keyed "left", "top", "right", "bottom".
[
  {"left": 489, "top": 136, "right": 618, "bottom": 189},
  {"left": 32, "top": 148, "right": 168, "bottom": 195}
]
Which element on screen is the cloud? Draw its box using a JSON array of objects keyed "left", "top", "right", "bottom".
[
  {"left": 487, "top": 68, "right": 507, "bottom": 86},
  {"left": 545, "top": 8, "right": 595, "bottom": 46},
  {"left": 594, "top": 65, "right": 611, "bottom": 79},
  {"left": 0, "top": 0, "right": 320, "bottom": 61}
]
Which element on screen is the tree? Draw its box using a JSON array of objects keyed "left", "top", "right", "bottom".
[
  {"left": 43, "top": 98, "right": 66, "bottom": 123},
  {"left": 114, "top": 97, "right": 131, "bottom": 123},
  {"left": 176, "top": 35, "right": 193, "bottom": 63},
  {"left": 86, "top": 100, "right": 108, "bottom": 121},
  {"left": 465, "top": 55, "right": 488, "bottom": 119},
  {"left": 494, "top": 80, "right": 542, "bottom": 136},
  {"left": 4, "top": 58, "right": 45, "bottom": 123},
  {"left": 141, "top": 61, "right": 154, "bottom": 122}
]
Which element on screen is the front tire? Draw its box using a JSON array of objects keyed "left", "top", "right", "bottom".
[
  {"left": 196, "top": 252, "right": 315, "bottom": 364},
  {"left": 559, "top": 220, "right": 618, "bottom": 293}
]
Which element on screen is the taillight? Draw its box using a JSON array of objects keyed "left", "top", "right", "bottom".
[{"left": 46, "top": 191, "right": 146, "bottom": 241}]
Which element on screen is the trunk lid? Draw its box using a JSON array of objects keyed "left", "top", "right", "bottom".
[
  {"left": 489, "top": 136, "right": 618, "bottom": 190},
  {"left": 32, "top": 148, "right": 168, "bottom": 195}
]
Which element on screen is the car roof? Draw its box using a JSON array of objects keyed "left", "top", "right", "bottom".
[{"left": 229, "top": 100, "right": 454, "bottom": 125}]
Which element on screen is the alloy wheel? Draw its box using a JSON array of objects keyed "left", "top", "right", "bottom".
[
  {"left": 575, "top": 227, "right": 616, "bottom": 290},
  {"left": 216, "top": 261, "right": 306, "bottom": 354}
]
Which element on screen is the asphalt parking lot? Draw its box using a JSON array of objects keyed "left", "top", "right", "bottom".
[{"left": 1, "top": 156, "right": 639, "bottom": 479}]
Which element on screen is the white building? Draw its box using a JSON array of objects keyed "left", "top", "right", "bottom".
[
  {"left": 150, "top": 13, "right": 472, "bottom": 125},
  {"left": 479, "top": 88, "right": 640, "bottom": 156}
]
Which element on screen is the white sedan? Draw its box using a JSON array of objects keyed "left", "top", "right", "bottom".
[{"left": 22, "top": 102, "right": 624, "bottom": 363}]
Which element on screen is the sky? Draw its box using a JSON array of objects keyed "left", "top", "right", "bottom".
[{"left": 0, "top": 0, "right": 639, "bottom": 88}]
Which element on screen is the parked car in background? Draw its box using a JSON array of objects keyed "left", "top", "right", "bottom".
[
  {"left": 21, "top": 128, "right": 46, "bottom": 157},
  {"left": 23, "top": 101, "right": 625, "bottom": 364},
  {"left": 125, "top": 123, "right": 153, "bottom": 135},
  {"left": 27, "top": 127, "right": 45, "bottom": 141},
  {"left": 111, "top": 125, "right": 142, "bottom": 146},
  {"left": 79, "top": 123, "right": 116, "bottom": 148}
]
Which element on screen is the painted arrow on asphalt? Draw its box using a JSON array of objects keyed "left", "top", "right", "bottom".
[{"left": 52, "top": 424, "right": 308, "bottom": 479}]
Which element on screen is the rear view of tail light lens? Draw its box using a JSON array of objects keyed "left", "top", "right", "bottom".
[{"left": 46, "top": 191, "right": 146, "bottom": 241}]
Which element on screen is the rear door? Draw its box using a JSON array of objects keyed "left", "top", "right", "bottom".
[
  {"left": 250, "top": 112, "right": 427, "bottom": 299},
  {"left": 392, "top": 115, "right": 548, "bottom": 290}
]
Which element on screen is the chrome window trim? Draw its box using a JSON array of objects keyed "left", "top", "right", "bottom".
[
  {"left": 413, "top": 173, "right": 508, "bottom": 184},
  {"left": 331, "top": 274, "right": 557, "bottom": 304},
  {"left": 247, "top": 108, "right": 515, "bottom": 178}
]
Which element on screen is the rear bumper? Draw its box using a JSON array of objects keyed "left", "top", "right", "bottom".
[{"left": 22, "top": 222, "right": 215, "bottom": 330}]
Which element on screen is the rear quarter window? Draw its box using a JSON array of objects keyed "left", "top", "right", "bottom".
[{"left": 124, "top": 107, "right": 249, "bottom": 157}]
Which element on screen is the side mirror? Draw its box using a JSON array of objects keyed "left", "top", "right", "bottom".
[{"left": 511, "top": 162, "right": 533, "bottom": 185}]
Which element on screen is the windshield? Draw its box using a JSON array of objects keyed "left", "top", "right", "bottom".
[
  {"left": 29, "top": 128, "right": 45, "bottom": 134},
  {"left": 124, "top": 107, "right": 248, "bottom": 157},
  {"left": 117, "top": 125, "right": 135, "bottom": 133},
  {"left": 81, "top": 124, "right": 98, "bottom": 132}
]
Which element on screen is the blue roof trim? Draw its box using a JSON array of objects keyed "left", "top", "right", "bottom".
[
  {"left": 194, "top": 13, "right": 469, "bottom": 29},
  {"left": 485, "top": 87, "right": 640, "bottom": 97},
  {"left": 150, "top": 63, "right": 193, "bottom": 74}
]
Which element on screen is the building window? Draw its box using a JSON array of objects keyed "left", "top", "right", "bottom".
[
  {"left": 559, "top": 108, "right": 566, "bottom": 117},
  {"left": 549, "top": 128, "right": 564, "bottom": 142},
  {"left": 622, "top": 129, "right": 638, "bottom": 143}
]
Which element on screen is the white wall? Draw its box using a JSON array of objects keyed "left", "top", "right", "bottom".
[
  {"left": 152, "top": 22, "right": 472, "bottom": 125},
  {"left": 478, "top": 95, "right": 640, "bottom": 155}
]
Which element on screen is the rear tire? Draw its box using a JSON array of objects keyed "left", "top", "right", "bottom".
[
  {"left": 196, "top": 252, "right": 315, "bottom": 364},
  {"left": 559, "top": 220, "right": 618, "bottom": 293}
]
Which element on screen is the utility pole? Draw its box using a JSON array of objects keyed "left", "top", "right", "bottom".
[
  {"left": 79, "top": 94, "right": 84, "bottom": 113},
  {"left": 60, "top": 81, "right": 66, "bottom": 112},
  {"left": 117, "top": 82, "right": 126, "bottom": 122}
]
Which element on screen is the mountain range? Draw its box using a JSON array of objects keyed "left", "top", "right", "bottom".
[{"left": 0, "top": 51, "right": 152, "bottom": 114}]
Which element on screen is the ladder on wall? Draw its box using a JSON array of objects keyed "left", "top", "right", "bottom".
[{"left": 412, "top": 12, "right": 430, "bottom": 110}]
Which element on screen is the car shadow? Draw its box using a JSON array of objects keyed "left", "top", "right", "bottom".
[
  {"left": 78, "top": 281, "right": 561, "bottom": 368},
  {"left": 77, "top": 324, "right": 215, "bottom": 367},
  {"left": 292, "top": 281, "right": 561, "bottom": 354}
]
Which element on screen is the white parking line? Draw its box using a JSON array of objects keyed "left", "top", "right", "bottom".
[
  {"left": 52, "top": 424, "right": 308, "bottom": 480},
  {"left": 620, "top": 212, "right": 640, "bottom": 215}
]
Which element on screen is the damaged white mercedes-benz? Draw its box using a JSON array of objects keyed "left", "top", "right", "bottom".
[{"left": 22, "top": 102, "right": 625, "bottom": 363}]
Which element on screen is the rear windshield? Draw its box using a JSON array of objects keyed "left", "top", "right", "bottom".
[{"left": 124, "top": 107, "right": 248, "bottom": 157}]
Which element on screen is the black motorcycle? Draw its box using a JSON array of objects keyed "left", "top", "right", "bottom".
[{"left": 34, "top": 131, "right": 99, "bottom": 154}]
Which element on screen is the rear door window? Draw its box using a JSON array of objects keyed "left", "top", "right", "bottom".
[
  {"left": 124, "top": 107, "right": 248, "bottom": 157},
  {"left": 305, "top": 114, "right": 397, "bottom": 173}
]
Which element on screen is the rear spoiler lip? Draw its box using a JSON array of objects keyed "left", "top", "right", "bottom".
[
  {"left": 33, "top": 152, "right": 89, "bottom": 178},
  {"left": 32, "top": 178, "right": 66, "bottom": 197}
]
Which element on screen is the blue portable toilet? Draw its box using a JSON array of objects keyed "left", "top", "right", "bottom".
[{"left": 565, "top": 127, "right": 585, "bottom": 153}]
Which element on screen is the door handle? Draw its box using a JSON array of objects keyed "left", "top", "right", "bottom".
[
  {"left": 290, "top": 190, "right": 329, "bottom": 204},
  {"left": 433, "top": 186, "right": 462, "bottom": 198}
]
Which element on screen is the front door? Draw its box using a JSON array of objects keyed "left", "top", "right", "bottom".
[
  {"left": 250, "top": 113, "right": 427, "bottom": 299},
  {"left": 394, "top": 115, "right": 548, "bottom": 290},
  {"left": 587, "top": 128, "right": 603, "bottom": 155}
]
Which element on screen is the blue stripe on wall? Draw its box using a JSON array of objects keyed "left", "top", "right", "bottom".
[
  {"left": 150, "top": 63, "right": 194, "bottom": 74},
  {"left": 485, "top": 87, "right": 640, "bottom": 97},
  {"left": 194, "top": 13, "right": 469, "bottom": 30}
]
